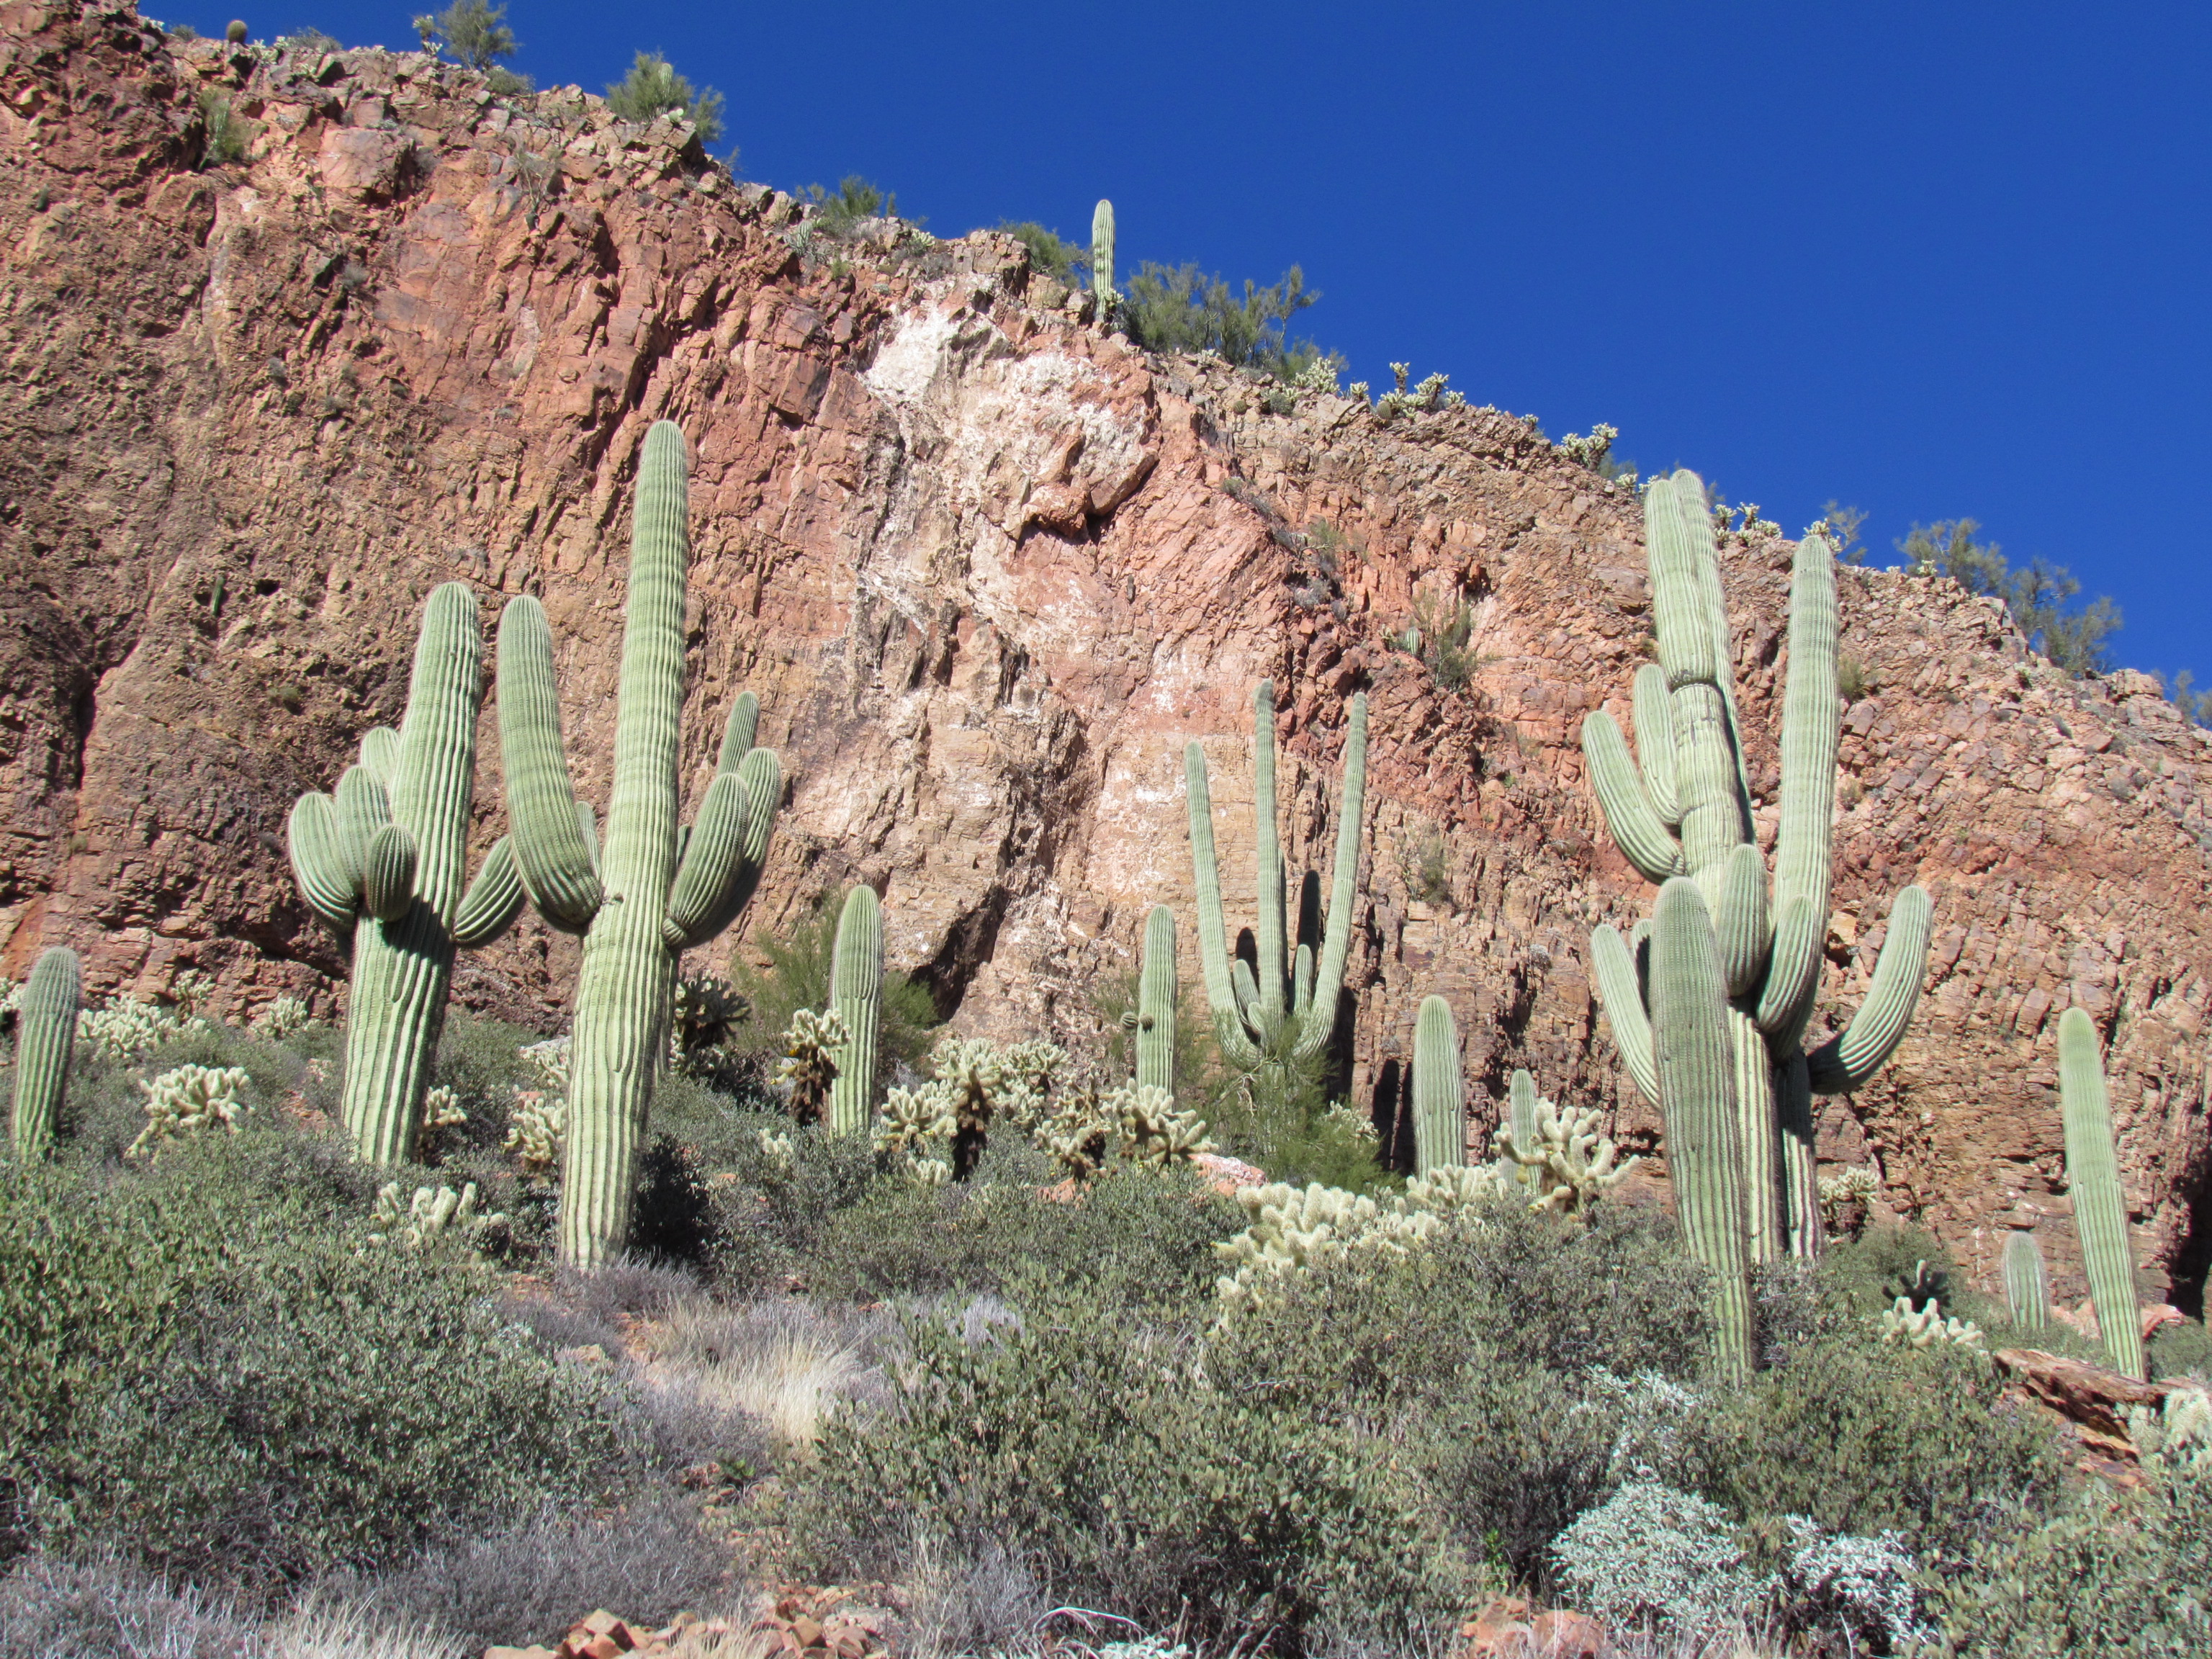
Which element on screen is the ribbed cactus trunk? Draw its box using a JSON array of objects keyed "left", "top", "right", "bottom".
[
  {"left": 2058, "top": 1007, "right": 2144, "bottom": 1378},
  {"left": 9, "top": 946, "right": 80, "bottom": 1156},
  {"left": 1411, "top": 994, "right": 1463, "bottom": 1176},
  {"left": 829, "top": 885, "right": 882, "bottom": 1136},
  {"left": 1583, "top": 472, "right": 1932, "bottom": 1325},
  {"left": 1136, "top": 903, "right": 1177, "bottom": 1091},
  {"left": 2003, "top": 1229, "right": 2050, "bottom": 1333},
  {"left": 498, "top": 422, "right": 781, "bottom": 1267},
  {"left": 1091, "top": 198, "right": 1114, "bottom": 325},
  {"left": 287, "top": 584, "right": 526, "bottom": 1164},
  {"left": 1651, "top": 878, "right": 1754, "bottom": 1382},
  {"left": 1185, "top": 683, "right": 1367, "bottom": 1073}
]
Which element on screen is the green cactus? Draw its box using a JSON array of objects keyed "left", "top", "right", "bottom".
[
  {"left": 1136, "top": 903, "right": 1177, "bottom": 1091},
  {"left": 2003, "top": 1229, "right": 2050, "bottom": 1333},
  {"left": 828, "top": 885, "right": 882, "bottom": 1136},
  {"left": 1091, "top": 197, "right": 1115, "bottom": 325},
  {"left": 287, "top": 584, "right": 527, "bottom": 1165},
  {"left": 1650, "top": 876, "right": 1754, "bottom": 1382},
  {"left": 1185, "top": 682, "right": 1368, "bottom": 1071},
  {"left": 1584, "top": 471, "right": 1930, "bottom": 1294},
  {"left": 2059, "top": 1006, "right": 2144, "bottom": 1378},
  {"left": 496, "top": 422, "right": 781, "bottom": 1265},
  {"left": 1411, "top": 994, "right": 1463, "bottom": 1176},
  {"left": 9, "top": 946, "right": 80, "bottom": 1156}
]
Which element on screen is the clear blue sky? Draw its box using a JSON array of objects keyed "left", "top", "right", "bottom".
[{"left": 213, "top": 3, "right": 2211, "bottom": 689}]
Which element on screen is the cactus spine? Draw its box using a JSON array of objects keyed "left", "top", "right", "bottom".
[
  {"left": 1411, "top": 994, "right": 1463, "bottom": 1176},
  {"left": 1136, "top": 903, "right": 1177, "bottom": 1091},
  {"left": 9, "top": 946, "right": 80, "bottom": 1155},
  {"left": 828, "top": 885, "right": 882, "bottom": 1136},
  {"left": 498, "top": 422, "right": 781, "bottom": 1266},
  {"left": 287, "top": 585, "right": 526, "bottom": 1164},
  {"left": 1583, "top": 472, "right": 1931, "bottom": 1321},
  {"left": 1091, "top": 198, "right": 1115, "bottom": 326},
  {"left": 1185, "top": 683, "right": 1367, "bottom": 1070},
  {"left": 2003, "top": 1229, "right": 2051, "bottom": 1333},
  {"left": 2058, "top": 1007, "right": 2144, "bottom": 1377}
]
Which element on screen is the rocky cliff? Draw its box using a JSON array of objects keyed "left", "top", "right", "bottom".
[{"left": 3, "top": 2, "right": 2206, "bottom": 1308}]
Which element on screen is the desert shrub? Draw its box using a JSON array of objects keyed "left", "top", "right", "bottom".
[
  {"left": 431, "top": 1010, "right": 548, "bottom": 1125},
  {"left": 603, "top": 50, "right": 725, "bottom": 143},
  {"left": 1550, "top": 1481, "right": 1766, "bottom": 1643},
  {"left": 1117, "top": 261, "right": 1339, "bottom": 383},
  {"left": 1686, "top": 1326, "right": 2061, "bottom": 1569},
  {"left": 898, "top": 1538, "right": 1049, "bottom": 1659},
  {"left": 359, "top": 1493, "right": 729, "bottom": 1650},
  {"left": 631, "top": 1134, "right": 719, "bottom": 1268},
  {"left": 199, "top": 91, "right": 250, "bottom": 166},
  {"left": 0, "top": 1141, "right": 647, "bottom": 1592},
  {"left": 1929, "top": 1456, "right": 2211, "bottom": 1657},
  {"left": 1897, "top": 518, "right": 2121, "bottom": 675},
  {"left": 998, "top": 220, "right": 1087, "bottom": 284},
  {"left": 552, "top": 1250, "right": 698, "bottom": 1326},
  {"left": 645, "top": 1296, "right": 891, "bottom": 1453},
  {"left": 800, "top": 176, "right": 902, "bottom": 236},
  {"left": 1197, "top": 1024, "right": 1385, "bottom": 1191},
  {"left": 418, "top": 0, "right": 516, "bottom": 72},
  {"left": 661, "top": 1110, "right": 883, "bottom": 1290},
  {"left": 804, "top": 1159, "right": 1236, "bottom": 1310},
  {"left": 798, "top": 1290, "right": 1468, "bottom": 1646},
  {"left": 2148, "top": 1314, "right": 2212, "bottom": 1381},
  {"left": 0, "top": 1549, "right": 257, "bottom": 1659}
]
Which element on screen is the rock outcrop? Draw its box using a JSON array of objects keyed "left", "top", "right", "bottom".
[{"left": 2, "top": 4, "right": 2206, "bottom": 1307}]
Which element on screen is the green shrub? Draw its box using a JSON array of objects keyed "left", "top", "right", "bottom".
[
  {"left": 1195, "top": 1023, "right": 1385, "bottom": 1190},
  {"left": 798, "top": 1289, "right": 1467, "bottom": 1646},
  {"left": 0, "top": 1140, "right": 647, "bottom": 1592},
  {"left": 1118, "top": 261, "right": 1341, "bottom": 382},
  {"left": 2148, "top": 1314, "right": 2212, "bottom": 1382},
  {"left": 799, "top": 176, "right": 907, "bottom": 236},
  {"left": 1897, "top": 518, "right": 2121, "bottom": 675},
  {"left": 998, "top": 220, "right": 1087, "bottom": 284},
  {"left": 603, "top": 50, "right": 725, "bottom": 144},
  {"left": 1687, "top": 1327, "right": 2061, "bottom": 1569},
  {"left": 416, "top": 0, "right": 516, "bottom": 71},
  {"left": 727, "top": 896, "right": 940, "bottom": 1082},
  {"left": 199, "top": 91, "right": 250, "bottom": 167}
]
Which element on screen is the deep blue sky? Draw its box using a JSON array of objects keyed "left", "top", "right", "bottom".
[{"left": 215, "top": 4, "right": 2210, "bottom": 688}]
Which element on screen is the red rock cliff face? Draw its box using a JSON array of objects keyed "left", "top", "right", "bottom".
[{"left": 3, "top": 4, "right": 2206, "bottom": 1308}]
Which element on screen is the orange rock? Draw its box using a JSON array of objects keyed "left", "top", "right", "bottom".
[
  {"left": 788, "top": 1615, "right": 824, "bottom": 1648},
  {"left": 483, "top": 1647, "right": 557, "bottom": 1659},
  {"left": 1529, "top": 1609, "right": 1609, "bottom": 1658}
]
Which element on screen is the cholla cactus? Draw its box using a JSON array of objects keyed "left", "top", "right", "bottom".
[
  {"left": 875, "top": 1082, "right": 958, "bottom": 1185},
  {"left": 129, "top": 1064, "right": 251, "bottom": 1157},
  {"left": 78, "top": 997, "right": 201, "bottom": 1062},
  {"left": 1492, "top": 1081, "right": 1640, "bottom": 1213},
  {"left": 672, "top": 972, "right": 746, "bottom": 1081},
  {"left": 250, "top": 994, "right": 313, "bottom": 1040},
  {"left": 2128, "top": 1386, "right": 2212, "bottom": 1480},
  {"left": 418, "top": 1084, "right": 467, "bottom": 1156},
  {"left": 1215, "top": 1181, "right": 1388, "bottom": 1313},
  {"left": 367, "top": 1179, "right": 508, "bottom": 1251},
  {"left": 517, "top": 1035, "right": 570, "bottom": 1093},
  {"left": 1557, "top": 423, "right": 1620, "bottom": 470},
  {"left": 1039, "top": 1082, "right": 1213, "bottom": 1179},
  {"left": 168, "top": 968, "right": 216, "bottom": 1017},
  {"left": 774, "top": 1007, "right": 849, "bottom": 1125},
  {"left": 1817, "top": 1164, "right": 1878, "bottom": 1223},
  {"left": 1879, "top": 1296, "right": 1984, "bottom": 1351},
  {"left": 927, "top": 1035, "right": 1022, "bottom": 1174},
  {"left": 505, "top": 1089, "right": 565, "bottom": 1176},
  {"left": 755, "top": 1126, "right": 796, "bottom": 1170}
]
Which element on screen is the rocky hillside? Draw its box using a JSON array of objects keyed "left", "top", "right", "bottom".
[{"left": 3, "top": 2, "right": 2206, "bottom": 1308}]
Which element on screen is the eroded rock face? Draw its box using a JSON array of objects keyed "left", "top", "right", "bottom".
[{"left": 2, "top": 4, "right": 2206, "bottom": 1305}]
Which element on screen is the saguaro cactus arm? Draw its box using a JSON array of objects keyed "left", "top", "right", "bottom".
[
  {"left": 1184, "top": 740, "right": 1262, "bottom": 1069},
  {"left": 495, "top": 597, "right": 603, "bottom": 931},
  {"left": 2058, "top": 1006, "right": 2145, "bottom": 1379},
  {"left": 1589, "top": 925, "right": 1658, "bottom": 1103},
  {"left": 829, "top": 884, "right": 884, "bottom": 1136},
  {"left": 1806, "top": 886, "right": 1933, "bottom": 1093},
  {"left": 451, "top": 835, "right": 526, "bottom": 947},
  {"left": 361, "top": 824, "right": 419, "bottom": 923},
  {"left": 288, "top": 791, "right": 361, "bottom": 932},
  {"left": 1583, "top": 709, "right": 1684, "bottom": 882},
  {"left": 1136, "top": 903, "right": 1178, "bottom": 1092},
  {"left": 1291, "top": 691, "right": 1367, "bottom": 1061},
  {"left": 665, "top": 746, "right": 781, "bottom": 948}
]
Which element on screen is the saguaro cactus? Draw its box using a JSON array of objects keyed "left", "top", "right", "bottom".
[
  {"left": 828, "top": 885, "right": 882, "bottom": 1136},
  {"left": 9, "top": 946, "right": 81, "bottom": 1155},
  {"left": 498, "top": 421, "right": 781, "bottom": 1265},
  {"left": 1136, "top": 903, "right": 1177, "bottom": 1091},
  {"left": 1650, "top": 876, "right": 1755, "bottom": 1380},
  {"left": 1185, "top": 683, "right": 1368, "bottom": 1070},
  {"left": 288, "top": 584, "right": 526, "bottom": 1164},
  {"left": 1091, "top": 198, "right": 1115, "bottom": 325},
  {"left": 1583, "top": 471, "right": 1930, "bottom": 1301},
  {"left": 2003, "top": 1229, "right": 2051, "bottom": 1334},
  {"left": 1411, "top": 994, "right": 1463, "bottom": 1176},
  {"left": 2058, "top": 1007, "right": 2144, "bottom": 1378}
]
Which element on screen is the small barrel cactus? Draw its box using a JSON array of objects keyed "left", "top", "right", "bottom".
[
  {"left": 9, "top": 946, "right": 81, "bottom": 1156},
  {"left": 2002, "top": 1229, "right": 2050, "bottom": 1333}
]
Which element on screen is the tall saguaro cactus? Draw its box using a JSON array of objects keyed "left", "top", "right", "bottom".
[
  {"left": 288, "top": 584, "right": 526, "bottom": 1164},
  {"left": 498, "top": 422, "right": 781, "bottom": 1266},
  {"left": 1185, "top": 683, "right": 1368, "bottom": 1070},
  {"left": 1136, "top": 903, "right": 1177, "bottom": 1091},
  {"left": 2058, "top": 1007, "right": 2144, "bottom": 1378},
  {"left": 1091, "top": 198, "right": 1115, "bottom": 326},
  {"left": 1411, "top": 994, "right": 1463, "bottom": 1176},
  {"left": 9, "top": 946, "right": 81, "bottom": 1156},
  {"left": 1583, "top": 472, "right": 1931, "bottom": 1316},
  {"left": 828, "top": 885, "right": 882, "bottom": 1136}
]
